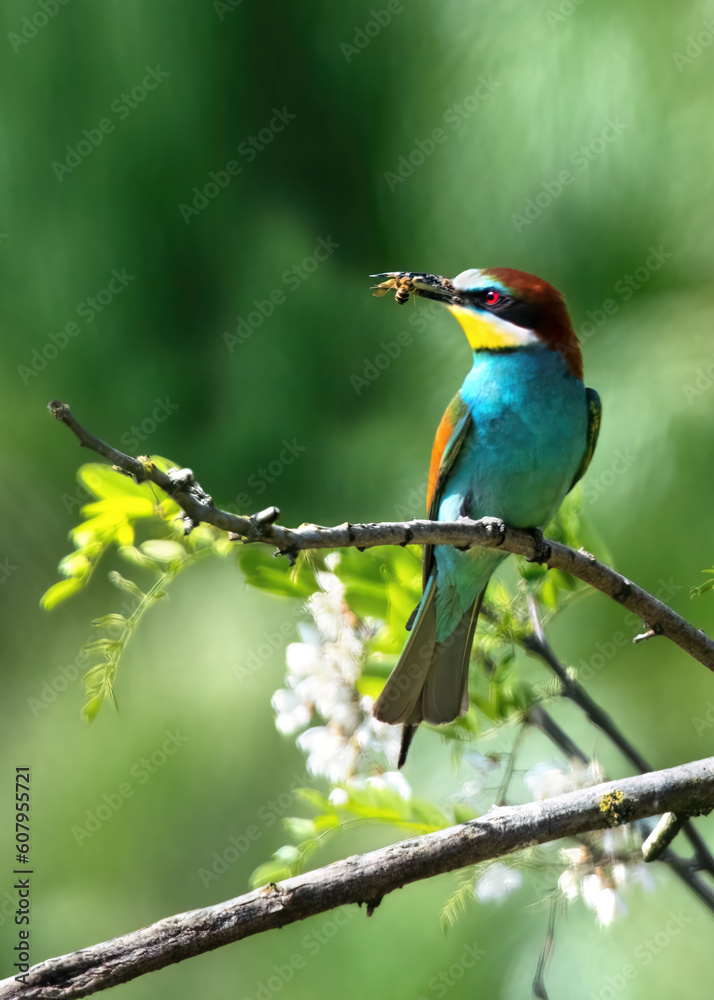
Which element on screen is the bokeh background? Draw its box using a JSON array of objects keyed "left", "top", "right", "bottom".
[{"left": 3, "top": 0, "right": 714, "bottom": 996}]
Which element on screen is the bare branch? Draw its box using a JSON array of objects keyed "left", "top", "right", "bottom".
[
  {"left": 524, "top": 696, "right": 714, "bottom": 910},
  {"left": 524, "top": 595, "right": 714, "bottom": 877},
  {"left": 642, "top": 812, "right": 689, "bottom": 863},
  {"left": 4, "top": 757, "right": 714, "bottom": 1000},
  {"left": 48, "top": 401, "right": 714, "bottom": 673}
]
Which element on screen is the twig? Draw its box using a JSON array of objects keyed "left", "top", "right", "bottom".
[
  {"left": 633, "top": 626, "right": 661, "bottom": 644},
  {"left": 532, "top": 893, "right": 558, "bottom": 999},
  {"left": 642, "top": 812, "right": 689, "bottom": 863},
  {"left": 4, "top": 757, "right": 714, "bottom": 1000},
  {"left": 524, "top": 704, "right": 714, "bottom": 912},
  {"left": 48, "top": 401, "right": 714, "bottom": 673},
  {"left": 525, "top": 595, "right": 714, "bottom": 878},
  {"left": 525, "top": 596, "right": 652, "bottom": 773},
  {"left": 526, "top": 704, "right": 589, "bottom": 765}
]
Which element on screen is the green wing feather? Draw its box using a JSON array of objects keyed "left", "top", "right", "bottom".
[{"left": 569, "top": 387, "right": 601, "bottom": 492}]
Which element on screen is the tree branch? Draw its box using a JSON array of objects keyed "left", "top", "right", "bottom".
[
  {"left": 523, "top": 703, "right": 714, "bottom": 912},
  {"left": 48, "top": 400, "right": 714, "bottom": 673},
  {"left": 523, "top": 595, "right": 714, "bottom": 877},
  {"left": 4, "top": 757, "right": 714, "bottom": 1000}
]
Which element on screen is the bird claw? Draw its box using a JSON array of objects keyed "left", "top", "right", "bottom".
[{"left": 524, "top": 528, "right": 551, "bottom": 563}]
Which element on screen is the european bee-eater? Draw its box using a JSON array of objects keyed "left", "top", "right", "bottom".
[{"left": 371, "top": 268, "right": 601, "bottom": 766}]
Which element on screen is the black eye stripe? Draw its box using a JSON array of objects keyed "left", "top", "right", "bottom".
[{"left": 466, "top": 290, "right": 540, "bottom": 331}]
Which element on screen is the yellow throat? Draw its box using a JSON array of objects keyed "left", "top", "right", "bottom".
[{"left": 448, "top": 305, "right": 538, "bottom": 350}]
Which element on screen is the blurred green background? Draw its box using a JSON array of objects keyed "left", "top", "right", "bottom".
[{"left": 3, "top": 0, "right": 714, "bottom": 996}]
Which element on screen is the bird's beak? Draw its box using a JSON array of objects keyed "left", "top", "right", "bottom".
[{"left": 370, "top": 272, "right": 462, "bottom": 306}]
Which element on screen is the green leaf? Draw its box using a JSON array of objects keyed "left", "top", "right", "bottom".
[
  {"left": 40, "top": 577, "right": 84, "bottom": 611},
  {"left": 81, "top": 692, "right": 106, "bottom": 724},
  {"left": 238, "top": 547, "right": 319, "bottom": 599},
  {"left": 140, "top": 539, "right": 187, "bottom": 564},
  {"left": 249, "top": 860, "right": 293, "bottom": 889},
  {"left": 58, "top": 552, "right": 92, "bottom": 579},
  {"left": 295, "top": 788, "right": 332, "bottom": 812},
  {"left": 691, "top": 571, "right": 714, "bottom": 598},
  {"left": 283, "top": 817, "right": 318, "bottom": 841},
  {"left": 108, "top": 571, "right": 145, "bottom": 597},
  {"left": 118, "top": 545, "right": 164, "bottom": 571},
  {"left": 440, "top": 867, "right": 478, "bottom": 933},
  {"left": 79, "top": 463, "right": 152, "bottom": 501},
  {"left": 81, "top": 497, "right": 156, "bottom": 519}
]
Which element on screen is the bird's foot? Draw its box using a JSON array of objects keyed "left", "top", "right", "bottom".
[{"left": 524, "top": 528, "right": 552, "bottom": 564}]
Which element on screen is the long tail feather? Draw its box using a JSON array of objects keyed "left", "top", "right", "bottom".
[
  {"left": 373, "top": 577, "right": 437, "bottom": 726},
  {"left": 420, "top": 589, "right": 484, "bottom": 725},
  {"left": 374, "top": 577, "right": 486, "bottom": 766}
]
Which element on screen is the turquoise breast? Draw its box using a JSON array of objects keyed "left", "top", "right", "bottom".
[{"left": 434, "top": 344, "right": 588, "bottom": 639}]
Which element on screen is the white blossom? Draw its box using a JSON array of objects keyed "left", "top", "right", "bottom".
[
  {"left": 549, "top": 780, "right": 655, "bottom": 929},
  {"left": 328, "top": 787, "right": 349, "bottom": 806},
  {"left": 558, "top": 869, "right": 580, "bottom": 900},
  {"left": 271, "top": 688, "right": 312, "bottom": 734},
  {"left": 581, "top": 874, "right": 627, "bottom": 926},
  {"left": 475, "top": 863, "right": 523, "bottom": 903},
  {"left": 273, "top": 566, "right": 401, "bottom": 785},
  {"left": 297, "top": 726, "right": 359, "bottom": 784},
  {"left": 612, "top": 860, "right": 655, "bottom": 893},
  {"left": 365, "top": 770, "right": 412, "bottom": 800},
  {"left": 524, "top": 759, "right": 604, "bottom": 800}
]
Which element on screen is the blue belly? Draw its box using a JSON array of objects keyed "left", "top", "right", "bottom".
[{"left": 434, "top": 345, "right": 588, "bottom": 639}]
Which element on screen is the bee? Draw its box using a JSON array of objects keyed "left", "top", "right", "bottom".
[{"left": 371, "top": 274, "right": 413, "bottom": 305}]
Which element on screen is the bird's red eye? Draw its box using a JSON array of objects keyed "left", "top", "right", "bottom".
[{"left": 485, "top": 289, "right": 500, "bottom": 306}]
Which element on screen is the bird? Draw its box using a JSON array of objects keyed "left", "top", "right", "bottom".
[{"left": 370, "top": 268, "right": 601, "bottom": 767}]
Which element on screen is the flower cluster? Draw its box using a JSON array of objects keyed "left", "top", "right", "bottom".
[
  {"left": 271, "top": 558, "right": 406, "bottom": 791},
  {"left": 472, "top": 760, "right": 655, "bottom": 924},
  {"left": 558, "top": 828, "right": 655, "bottom": 926},
  {"left": 527, "top": 759, "right": 654, "bottom": 925}
]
